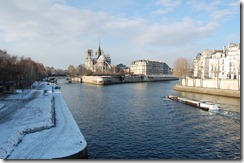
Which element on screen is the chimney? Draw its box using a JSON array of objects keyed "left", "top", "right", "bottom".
[{"left": 223, "top": 46, "right": 226, "bottom": 53}]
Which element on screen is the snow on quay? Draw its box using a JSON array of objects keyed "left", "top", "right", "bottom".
[{"left": 0, "top": 82, "right": 87, "bottom": 159}]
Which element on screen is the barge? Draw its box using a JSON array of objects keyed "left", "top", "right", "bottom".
[{"left": 166, "top": 95, "right": 220, "bottom": 111}]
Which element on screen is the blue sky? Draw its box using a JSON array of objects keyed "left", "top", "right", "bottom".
[{"left": 0, "top": 0, "right": 240, "bottom": 69}]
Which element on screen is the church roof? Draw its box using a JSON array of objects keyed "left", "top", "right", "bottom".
[
  {"left": 104, "top": 54, "right": 111, "bottom": 59},
  {"left": 97, "top": 54, "right": 106, "bottom": 61}
]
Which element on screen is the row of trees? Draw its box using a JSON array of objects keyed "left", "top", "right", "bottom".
[
  {"left": 66, "top": 65, "right": 126, "bottom": 77},
  {"left": 0, "top": 49, "right": 47, "bottom": 89},
  {"left": 67, "top": 65, "right": 92, "bottom": 77}
]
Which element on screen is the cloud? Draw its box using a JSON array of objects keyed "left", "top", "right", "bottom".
[
  {"left": 153, "top": 0, "right": 181, "bottom": 14},
  {"left": 0, "top": 0, "right": 238, "bottom": 69},
  {"left": 134, "top": 18, "right": 219, "bottom": 46},
  {"left": 211, "top": 9, "right": 233, "bottom": 20},
  {"left": 186, "top": 0, "right": 220, "bottom": 12},
  {"left": 187, "top": 0, "right": 239, "bottom": 20},
  {"left": 0, "top": 1, "right": 144, "bottom": 43},
  {"left": 9, "top": 0, "right": 52, "bottom": 12},
  {"left": 211, "top": 2, "right": 239, "bottom": 20},
  {"left": 0, "top": 0, "right": 150, "bottom": 68}
]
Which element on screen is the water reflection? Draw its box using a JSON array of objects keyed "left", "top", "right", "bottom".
[{"left": 132, "top": 82, "right": 149, "bottom": 90}]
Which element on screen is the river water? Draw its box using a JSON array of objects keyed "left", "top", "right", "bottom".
[{"left": 58, "top": 79, "right": 240, "bottom": 160}]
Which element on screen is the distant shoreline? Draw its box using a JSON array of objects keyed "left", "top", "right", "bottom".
[{"left": 80, "top": 75, "right": 179, "bottom": 85}]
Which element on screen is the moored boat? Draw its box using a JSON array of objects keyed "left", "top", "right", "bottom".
[{"left": 166, "top": 95, "right": 220, "bottom": 111}]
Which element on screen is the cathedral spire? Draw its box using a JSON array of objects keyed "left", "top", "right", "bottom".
[
  {"left": 99, "top": 37, "right": 101, "bottom": 48},
  {"left": 97, "top": 37, "right": 102, "bottom": 58}
]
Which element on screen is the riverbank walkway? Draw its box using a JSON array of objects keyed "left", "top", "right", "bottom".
[{"left": 0, "top": 82, "right": 87, "bottom": 159}]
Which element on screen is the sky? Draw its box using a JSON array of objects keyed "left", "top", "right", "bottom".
[{"left": 0, "top": 0, "right": 240, "bottom": 69}]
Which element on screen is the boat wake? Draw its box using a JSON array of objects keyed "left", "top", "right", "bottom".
[
  {"left": 212, "top": 110, "right": 240, "bottom": 122},
  {"left": 163, "top": 96, "right": 240, "bottom": 122}
]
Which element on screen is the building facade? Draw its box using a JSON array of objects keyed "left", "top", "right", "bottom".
[
  {"left": 130, "top": 60, "right": 172, "bottom": 75},
  {"left": 85, "top": 43, "right": 112, "bottom": 72},
  {"left": 193, "top": 43, "right": 240, "bottom": 79}
]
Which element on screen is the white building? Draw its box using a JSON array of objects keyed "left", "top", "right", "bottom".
[
  {"left": 130, "top": 60, "right": 172, "bottom": 75},
  {"left": 226, "top": 43, "right": 240, "bottom": 79},
  {"left": 193, "top": 43, "right": 240, "bottom": 79},
  {"left": 193, "top": 50, "right": 212, "bottom": 79}
]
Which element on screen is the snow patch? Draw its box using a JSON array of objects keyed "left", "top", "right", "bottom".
[
  {"left": 4, "top": 89, "right": 34, "bottom": 100},
  {"left": 0, "top": 81, "right": 87, "bottom": 159},
  {"left": 0, "top": 87, "right": 55, "bottom": 159}
]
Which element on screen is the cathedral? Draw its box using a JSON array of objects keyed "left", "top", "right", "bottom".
[{"left": 85, "top": 42, "right": 112, "bottom": 72}]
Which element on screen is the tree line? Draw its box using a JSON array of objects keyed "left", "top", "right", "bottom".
[
  {"left": 67, "top": 65, "right": 126, "bottom": 77},
  {"left": 0, "top": 49, "right": 47, "bottom": 89}
]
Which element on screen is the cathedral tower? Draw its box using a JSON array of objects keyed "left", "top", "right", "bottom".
[{"left": 85, "top": 49, "right": 93, "bottom": 71}]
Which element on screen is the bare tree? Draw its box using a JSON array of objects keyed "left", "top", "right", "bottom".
[
  {"left": 75, "top": 65, "right": 85, "bottom": 76},
  {"left": 45, "top": 67, "right": 53, "bottom": 76},
  {"left": 67, "top": 65, "right": 77, "bottom": 77},
  {"left": 17, "top": 57, "right": 35, "bottom": 89},
  {"left": 0, "top": 50, "right": 19, "bottom": 82},
  {"left": 82, "top": 67, "right": 93, "bottom": 76},
  {"left": 173, "top": 58, "right": 193, "bottom": 78},
  {"left": 33, "top": 62, "right": 47, "bottom": 80}
]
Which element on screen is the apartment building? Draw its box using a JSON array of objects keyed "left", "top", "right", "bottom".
[
  {"left": 193, "top": 43, "right": 240, "bottom": 79},
  {"left": 130, "top": 60, "right": 172, "bottom": 75}
]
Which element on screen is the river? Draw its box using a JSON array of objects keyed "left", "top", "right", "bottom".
[{"left": 58, "top": 79, "right": 240, "bottom": 159}]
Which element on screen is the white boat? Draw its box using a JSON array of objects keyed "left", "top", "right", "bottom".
[
  {"left": 166, "top": 95, "right": 220, "bottom": 111},
  {"left": 198, "top": 100, "right": 220, "bottom": 111}
]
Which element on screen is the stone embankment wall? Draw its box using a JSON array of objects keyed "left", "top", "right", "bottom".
[
  {"left": 81, "top": 75, "right": 179, "bottom": 85},
  {"left": 181, "top": 77, "right": 240, "bottom": 91},
  {"left": 174, "top": 77, "right": 240, "bottom": 98}
]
